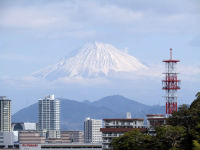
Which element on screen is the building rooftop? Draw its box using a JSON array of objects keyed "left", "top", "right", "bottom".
[
  {"left": 100, "top": 128, "right": 147, "bottom": 133},
  {"left": 0, "top": 96, "right": 11, "bottom": 100},
  {"left": 103, "top": 118, "right": 144, "bottom": 121},
  {"left": 146, "top": 114, "right": 165, "bottom": 117}
]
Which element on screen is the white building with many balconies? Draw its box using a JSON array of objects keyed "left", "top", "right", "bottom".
[
  {"left": 84, "top": 118, "right": 102, "bottom": 143},
  {"left": 38, "top": 94, "right": 60, "bottom": 139}
]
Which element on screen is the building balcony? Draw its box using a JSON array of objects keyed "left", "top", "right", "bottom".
[
  {"left": 102, "top": 140, "right": 112, "bottom": 143},
  {"left": 102, "top": 134, "right": 119, "bottom": 138}
]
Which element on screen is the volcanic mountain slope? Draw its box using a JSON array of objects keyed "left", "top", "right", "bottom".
[{"left": 33, "top": 42, "right": 147, "bottom": 80}]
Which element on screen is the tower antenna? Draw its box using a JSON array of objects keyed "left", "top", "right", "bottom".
[{"left": 162, "top": 48, "right": 180, "bottom": 116}]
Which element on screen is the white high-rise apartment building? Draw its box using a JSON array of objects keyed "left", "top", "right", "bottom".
[
  {"left": 38, "top": 94, "right": 60, "bottom": 138},
  {"left": 0, "top": 96, "right": 14, "bottom": 148},
  {"left": 0, "top": 96, "right": 11, "bottom": 132},
  {"left": 84, "top": 117, "right": 102, "bottom": 143}
]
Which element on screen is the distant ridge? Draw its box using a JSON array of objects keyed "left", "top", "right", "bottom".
[{"left": 12, "top": 95, "right": 165, "bottom": 130}]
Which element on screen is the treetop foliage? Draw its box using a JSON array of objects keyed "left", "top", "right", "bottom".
[{"left": 111, "top": 92, "right": 200, "bottom": 150}]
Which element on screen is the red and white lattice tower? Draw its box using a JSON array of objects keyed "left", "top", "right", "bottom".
[{"left": 162, "top": 48, "right": 180, "bottom": 116}]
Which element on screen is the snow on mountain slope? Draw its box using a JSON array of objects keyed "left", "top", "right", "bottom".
[{"left": 33, "top": 42, "right": 148, "bottom": 80}]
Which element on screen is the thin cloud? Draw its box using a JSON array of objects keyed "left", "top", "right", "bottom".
[
  {"left": 0, "top": 0, "right": 199, "bottom": 39},
  {"left": 190, "top": 35, "right": 200, "bottom": 47},
  {"left": 0, "top": 7, "right": 68, "bottom": 29},
  {"left": 0, "top": 53, "right": 53, "bottom": 63},
  {"left": 1, "top": 64, "right": 200, "bottom": 88}
]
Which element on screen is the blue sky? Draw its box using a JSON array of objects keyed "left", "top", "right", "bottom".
[{"left": 0, "top": 0, "right": 200, "bottom": 113}]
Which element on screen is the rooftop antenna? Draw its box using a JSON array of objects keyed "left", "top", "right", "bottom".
[{"left": 170, "top": 48, "right": 172, "bottom": 59}]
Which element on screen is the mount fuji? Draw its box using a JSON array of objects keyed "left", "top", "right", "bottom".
[{"left": 33, "top": 42, "right": 148, "bottom": 81}]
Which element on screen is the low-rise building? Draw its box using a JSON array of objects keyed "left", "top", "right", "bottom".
[
  {"left": 19, "top": 143, "right": 102, "bottom": 150},
  {"left": 19, "top": 131, "right": 45, "bottom": 144},
  {"left": 12, "top": 123, "right": 37, "bottom": 131},
  {"left": 12, "top": 122, "right": 37, "bottom": 144},
  {"left": 18, "top": 130, "right": 84, "bottom": 145},
  {"left": 100, "top": 118, "right": 146, "bottom": 149},
  {"left": 146, "top": 114, "right": 166, "bottom": 135},
  {"left": 0, "top": 132, "right": 15, "bottom": 148},
  {"left": 61, "top": 131, "right": 84, "bottom": 143},
  {"left": 41, "top": 143, "right": 102, "bottom": 150},
  {"left": 147, "top": 114, "right": 166, "bottom": 128}
]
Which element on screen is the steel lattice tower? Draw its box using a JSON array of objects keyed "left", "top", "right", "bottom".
[{"left": 162, "top": 48, "right": 180, "bottom": 116}]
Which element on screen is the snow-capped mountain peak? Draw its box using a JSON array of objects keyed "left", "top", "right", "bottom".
[{"left": 33, "top": 42, "right": 147, "bottom": 80}]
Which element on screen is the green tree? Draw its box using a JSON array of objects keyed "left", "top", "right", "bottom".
[
  {"left": 111, "top": 129, "right": 154, "bottom": 150},
  {"left": 193, "top": 140, "right": 200, "bottom": 150},
  {"left": 167, "top": 104, "right": 191, "bottom": 128},
  {"left": 190, "top": 92, "right": 200, "bottom": 109},
  {"left": 189, "top": 93, "right": 200, "bottom": 145},
  {"left": 189, "top": 92, "right": 200, "bottom": 130},
  {"left": 167, "top": 92, "right": 200, "bottom": 149},
  {"left": 156, "top": 125, "right": 186, "bottom": 150},
  {"left": 167, "top": 104, "right": 192, "bottom": 149}
]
